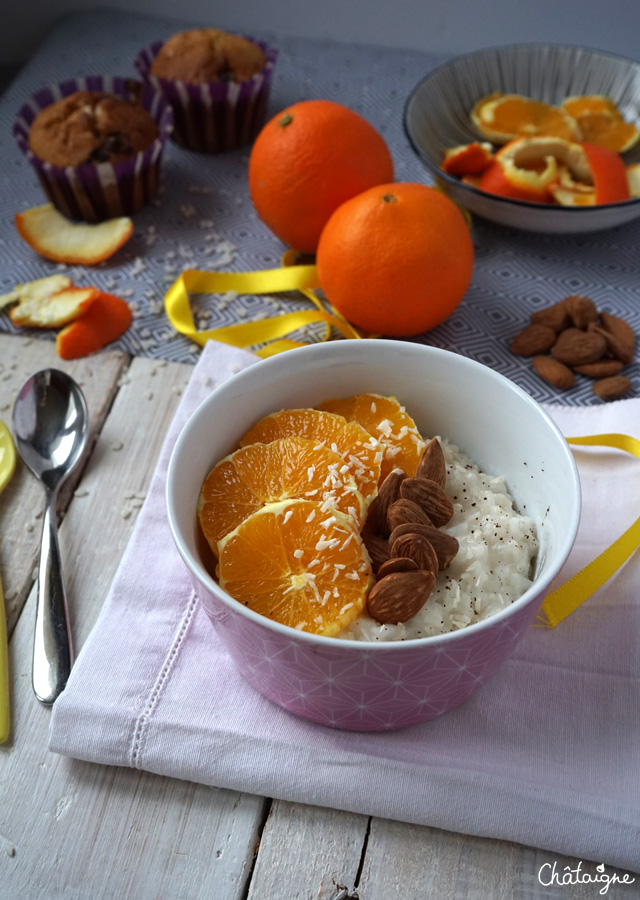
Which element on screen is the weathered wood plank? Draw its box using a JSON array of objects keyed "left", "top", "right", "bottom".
[
  {"left": 1, "top": 353, "right": 266, "bottom": 900},
  {"left": 0, "top": 334, "right": 128, "bottom": 635},
  {"left": 246, "top": 800, "right": 369, "bottom": 900}
]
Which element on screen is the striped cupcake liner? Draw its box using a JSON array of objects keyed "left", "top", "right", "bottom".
[
  {"left": 13, "top": 75, "right": 174, "bottom": 223},
  {"left": 134, "top": 38, "right": 277, "bottom": 153}
]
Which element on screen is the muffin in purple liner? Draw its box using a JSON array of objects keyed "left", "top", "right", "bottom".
[
  {"left": 14, "top": 76, "right": 173, "bottom": 223},
  {"left": 135, "top": 30, "right": 277, "bottom": 153}
]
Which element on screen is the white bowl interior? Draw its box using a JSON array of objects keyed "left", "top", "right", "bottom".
[
  {"left": 404, "top": 43, "right": 640, "bottom": 233},
  {"left": 167, "top": 341, "right": 580, "bottom": 637}
]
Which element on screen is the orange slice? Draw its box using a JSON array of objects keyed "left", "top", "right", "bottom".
[
  {"left": 217, "top": 499, "right": 373, "bottom": 636},
  {"left": 9, "top": 286, "right": 98, "bottom": 328},
  {"left": 15, "top": 203, "right": 133, "bottom": 265},
  {"left": 316, "top": 393, "right": 425, "bottom": 482},
  {"left": 582, "top": 142, "right": 631, "bottom": 204},
  {"left": 471, "top": 92, "right": 581, "bottom": 144},
  {"left": 441, "top": 142, "right": 494, "bottom": 176},
  {"left": 239, "top": 409, "right": 383, "bottom": 505},
  {"left": 198, "top": 436, "right": 365, "bottom": 555},
  {"left": 0, "top": 274, "right": 72, "bottom": 312}
]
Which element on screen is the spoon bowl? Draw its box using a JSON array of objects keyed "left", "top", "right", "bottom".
[{"left": 13, "top": 369, "right": 89, "bottom": 704}]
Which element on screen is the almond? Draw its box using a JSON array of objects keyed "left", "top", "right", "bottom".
[
  {"left": 389, "top": 533, "right": 439, "bottom": 575},
  {"left": 550, "top": 328, "right": 607, "bottom": 366},
  {"left": 573, "top": 359, "right": 624, "bottom": 378},
  {"left": 387, "top": 497, "right": 433, "bottom": 532},
  {"left": 362, "top": 530, "right": 390, "bottom": 574},
  {"left": 530, "top": 299, "right": 570, "bottom": 332},
  {"left": 510, "top": 324, "right": 557, "bottom": 356},
  {"left": 366, "top": 570, "right": 436, "bottom": 624},
  {"left": 565, "top": 294, "right": 599, "bottom": 329},
  {"left": 415, "top": 437, "right": 446, "bottom": 488},
  {"left": 400, "top": 477, "right": 454, "bottom": 527},
  {"left": 599, "top": 311, "right": 635, "bottom": 353},
  {"left": 377, "top": 557, "right": 419, "bottom": 579},
  {"left": 388, "top": 522, "right": 459, "bottom": 569},
  {"left": 532, "top": 355, "right": 575, "bottom": 389},
  {"left": 592, "top": 375, "right": 632, "bottom": 401},
  {"left": 364, "top": 467, "right": 407, "bottom": 537},
  {"left": 590, "top": 324, "right": 634, "bottom": 365}
]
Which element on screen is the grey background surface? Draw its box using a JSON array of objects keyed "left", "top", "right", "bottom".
[{"left": 4, "top": 0, "right": 640, "bottom": 68}]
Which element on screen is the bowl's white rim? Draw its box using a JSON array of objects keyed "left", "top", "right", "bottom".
[{"left": 166, "top": 341, "right": 582, "bottom": 651}]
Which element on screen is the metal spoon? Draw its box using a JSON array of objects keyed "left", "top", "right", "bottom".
[{"left": 13, "top": 369, "right": 89, "bottom": 705}]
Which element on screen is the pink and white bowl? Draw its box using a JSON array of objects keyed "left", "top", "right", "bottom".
[{"left": 166, "top": 340, "right": 581, "bottom": 731}]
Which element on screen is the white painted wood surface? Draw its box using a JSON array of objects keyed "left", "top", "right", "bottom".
[{"left": 0, "top": 334, "right": 638, "bottom": 900}]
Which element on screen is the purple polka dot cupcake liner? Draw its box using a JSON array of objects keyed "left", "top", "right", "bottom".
[
  {"left": 134, "top": 38, "right": 277, "bottom": 153},
  {"left": 13, "top": 75, "right": 174, "bottom": 223}
]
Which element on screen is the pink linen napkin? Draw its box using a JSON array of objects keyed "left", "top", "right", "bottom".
[{"left": 49, "top": 341, "right": 640, "bottom": 873}]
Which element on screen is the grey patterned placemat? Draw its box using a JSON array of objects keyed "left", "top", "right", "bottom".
[{"left": 1, "top": 9, "right": 638, "bottom": 406}]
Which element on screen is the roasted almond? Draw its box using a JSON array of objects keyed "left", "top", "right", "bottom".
[
  {"left": 387, "top": 497, "right": 433, "bottom": 532},
  {"left": 377, "top": 557, "right": 420, "bottom": 579},
  {"left": 550, "top": 328, "right": 607, "bottom": 366},
  {"left": 388, "top": 522, "right": 459, "bottom": 569},
  {"left": 532, "top": 355, "right": 575, "bottom": 389},
  {"left": 600, "top": 311, "right": 635, "bottom": 353},
  {"left": 415, "top": 437, "right": 446, "bottom": 488},
  {"left": 389, "top": 533, "right": 439, "bottom": 575},
  {"left": 366, "top": 570, "right": 436, "bottom": 624},
  {"left": 565, "top": 294, "right": 599, "bottom": 329},
  {"left": 362, "top": 530, "right": 390, "bottom": 574},
  {"left": 364, "top": 467, "right": 407, "bottom": 537},
  {"left": 592, "top": 375, "right": 632, "bottom": 401},
  {"left": 400, "top": 477, "right": 454, "bottom": 527},
  {"left": 530, "top": 299, "right": 570, "bottom": 332},
  {"left": 510, "top": 324, "right": 557, "bottom": 356},
  {"left": 573, "top": 359, "right": 625, "bottom": 378},
  {"left": 590, "top": 324, "right": 634, "bottom": 365}
]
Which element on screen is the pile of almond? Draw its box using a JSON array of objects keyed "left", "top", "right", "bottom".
[
  {"left": 361, "top": 438, "right": 459, "bottom": 625},
  {"left": 510, "top": 295, "right": 635, "bottom": 400}
]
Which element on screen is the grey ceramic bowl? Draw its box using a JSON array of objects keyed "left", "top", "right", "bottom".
[{"left": 404, "top": 43, "right": 640, "bottom": 233}]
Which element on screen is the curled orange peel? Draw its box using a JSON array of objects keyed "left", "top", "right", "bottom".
[{"left": 441, "top": 142, "right": 493, "bottom": 177}]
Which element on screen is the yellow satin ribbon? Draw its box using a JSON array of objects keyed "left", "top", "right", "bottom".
[
  {"left": 538, "top": 433, "right": 640, "bottom": 628},
  {"left": 164, "top": 253, "right": 364, "bottom": 358},
  {"left": 164, "top": 270, "right": 639, "bottom": 629}
]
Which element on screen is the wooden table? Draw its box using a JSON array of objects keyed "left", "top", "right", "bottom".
[{"left": 1, "top": 332, "right": 638, "bottom": 900}]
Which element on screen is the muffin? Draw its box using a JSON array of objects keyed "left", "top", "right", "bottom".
[
  {"left": 14, "top": 77, "right": 173, "bottom": 223},
  {"left": 28, "top": 90, "right": 159, "bottom": 167},
  {"left": 135, "top": 29, "right": 277, "bottom": 153},
  {"left": 150, "top": 29, "right": 266, "bottom": 84}
]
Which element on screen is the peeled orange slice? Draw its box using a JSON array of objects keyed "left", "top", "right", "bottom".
[
  {"left": 198, "top": 436, "right": 365, "bottom": 555},
  {"left": 217, "top": 499, "right": 373, "bottom": 636},
  {"left": 316, "top": 393, "right": 425, "bottom": 482},
  {"left": 239, "top": 409, "right": 383, "bottom": 504},
  {"left": 15, "top": 204, "right": 133, "bottom": 265},
  {"left": 9, "top": 286, "right": 98, "bottom": 328},
  {"left": 0, "top": 274, "right": 72, "bottom": 312},
  {"left": 471, "top": 92, "right": 581, "bottom": 144}
]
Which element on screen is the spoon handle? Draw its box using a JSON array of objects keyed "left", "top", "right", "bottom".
[{"left": 33, "top": 495, "right": 74, "bottom": 705}]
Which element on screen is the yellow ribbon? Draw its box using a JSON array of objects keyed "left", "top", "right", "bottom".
[
  {"left": 538, "top": 433, "right": 640, "bottom": 628},
  {"left": 164, "top": 254, "right": 364, "bottom": 358},
  {"left": 164, "top": 271, "right": 639, "bottom": 630}
]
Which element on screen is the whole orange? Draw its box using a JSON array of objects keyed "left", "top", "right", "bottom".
[
  {"left": 316, "top": 183, "right": 474, "bottom": 336},
  {"left": 248, "top": 100, "right": 394, "bottom": 253}
]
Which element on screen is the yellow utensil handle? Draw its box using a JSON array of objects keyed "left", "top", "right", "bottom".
[{"left": 0, "top": 574, "right": 10, "bottom": 744}]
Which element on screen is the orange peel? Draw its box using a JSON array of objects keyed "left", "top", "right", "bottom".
[
  {"left": 471, "top": 92, "right": 581, "bottom": 144},
  {"left": 9, "top": 285, "right": 98, "bottom": 329},
  {"left": 441, "top": 141, "right": 493, "bottom": 176},
  {"left": 15, "top": 203, "right": 134, "bottom": 265},
  {"left": 582, "top": 142, "right": 631, "bottom": 204},
  {"left": 562, "top": 95, "right": 640, "bottom": 154},
  {"left": 627, "top": 163, "right": 640, "bottom": 198},
  {"left": 0, "top": 274, "right": 72, "bottom": 312}
]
